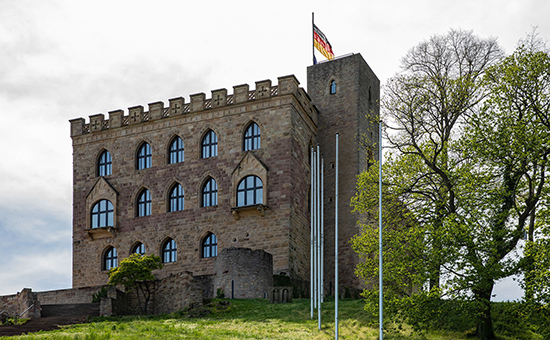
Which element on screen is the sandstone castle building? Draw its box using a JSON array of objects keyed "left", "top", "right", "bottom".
[{"left": 1, "top": 54, "right": 379, "bottom": 319}]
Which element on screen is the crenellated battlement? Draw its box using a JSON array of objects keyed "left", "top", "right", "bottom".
[{"left": 70, "top": 75, "right": 315, "bottom": 137}]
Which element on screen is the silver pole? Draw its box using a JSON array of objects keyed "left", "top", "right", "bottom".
[
  {"left": 321, "top": 157, "right": 324, "bottom": 304},
  {"left": 335, "top": 133, "right": 339, "bottom": 339},
  {"left": 313, "top": 149, "right": 318, "bottom": 310},
  {"left": 316, "top": 144, "right": 323, "bottom": 330},
  {"left": 310, "top": 147, "right": 314, "bottom": 319},
  {"left": 379, "top": 121, "right": 383, "bottom": 340}
]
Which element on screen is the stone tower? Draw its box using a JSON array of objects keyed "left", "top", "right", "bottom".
[{"left": 307, "top": 53, "right": 380, "bottom": 293}]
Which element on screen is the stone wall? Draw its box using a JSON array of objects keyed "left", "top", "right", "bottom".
[
  {"left": 36, "top": 285, "right": 105, "bottom": 305},
  {"left": 0, "top": 289, "right": 40, "bottom": 319},
  {"left": 70, "top": 76, "right": 317, "bottom": 289},
  {"left": 214, "top": 248, "right": 273, "bottom": 299}
]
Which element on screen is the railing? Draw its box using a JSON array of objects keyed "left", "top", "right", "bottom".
[{"left": 16, "top": 303, "right": 37, "bottom": 320}]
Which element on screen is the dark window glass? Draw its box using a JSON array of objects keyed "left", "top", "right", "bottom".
[
  {"left": 137, "top": 143, "right": 152, "bottom": 169},
  {"left": 137, "top": 189, "right": 152, "bottom": 217},
  {"left": 169, "top": 137, "right": 184, "bottom": 164},
  {"left": 243, "top": 122, "right": 261, "bottom": 151},
  {"left": 162, "top": 239, "right": 177, "bottom": 263},
  {"left": 202, "top": 178, "right": 218, "bottom": 207},
  {"left": 98, "top": 150, "right": 112, "bottom": 176},
  {"left": 202, "top": 233, "right": 218, "bottom": 258},
  {"left": 201, "top": 130, "right": 218, "bottom": 158},
  {"left": 237, "top": 175, "right": 263, "bottom": 207},
  {"left": 133, "top": 242, "right": 146, "bottom": 255},
  {"left": 104, "top": 246, "right": 118, "bottom": 270},
  {"left": 330, "top": 80, "right": 337, "bottom": 94},
  {"left": 169, "top": 184, "right": 185, "bottom": 212},
  {"left": 91, "top": 200, "right": 114, "bottom": 228}
]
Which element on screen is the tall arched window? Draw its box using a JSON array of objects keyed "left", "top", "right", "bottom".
[
  {"left": 169, "top": 137, "right": 184, "bottom": 164},
  {"left": 162, "top": 238, "right": 177, "bottom": 263},
  {"left": 202, "top": 178, "right": 218, "bottom": 207},
  {"left": 91, "top": 199, "right": 114, "bottom": 228},
  {"left": 243, "top": 122, "right": 261, "bottom": 151},
  {"left": 169, "top": 183, "right": 184, "bottom": 212},
  {"left": 330, "top": 80, "right": 337, "bottom": 94},
  {"left": 237, "top": 175, "right": 263, "bottom": 207},
  {"left": 202, "top": 233, "right": 218, "bottom": 258},
  {"left": 201, "top": 130, "right": 218, "bottom": 158},
  {"left": 104, "top": 246, "right": 118, "bottom": 270},
  {"left": 97, "top": 150, "right": 112, "bottom": 176},
  {"left": 137, "top": 189, "right": 152, "bottom": 217},
  {"left": 137, "top": 142, "right": 152, "bottom": 169},
  {"left": 132, "top": 242, "right": 146, "bottom": 255}
]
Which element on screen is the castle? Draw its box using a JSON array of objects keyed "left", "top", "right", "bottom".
[{"left": 1, "top": 54, "right": 379, "bottom": 317}]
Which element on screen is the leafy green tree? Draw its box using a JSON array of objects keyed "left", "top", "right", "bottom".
[
  {"left": 108, "top": 253, "right": 163, "bottom": 314},
  {"left": 352, "top": 30, "right": 550, "bottom": 339}
]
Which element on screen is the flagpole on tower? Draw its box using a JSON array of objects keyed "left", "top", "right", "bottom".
[{"left": 312, "top": 12, "right": 315, "bottom": 65}]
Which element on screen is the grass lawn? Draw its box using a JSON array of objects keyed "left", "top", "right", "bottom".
[{"left": 6, "top": 299, "right": 469, "bottom": 340}]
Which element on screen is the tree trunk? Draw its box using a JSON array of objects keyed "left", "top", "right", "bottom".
[{"left": 474, "top": 280, "right": 496, "bottom": 340}]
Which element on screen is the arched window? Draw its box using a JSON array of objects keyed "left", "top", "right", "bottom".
[
  {"left": 237, "top": 175, "right": 263, "bottom": 207},
  {"left": 132, "top": 242, "right": 145, "bottom": 255},
  {"left": 137, "top": 189, "right": 152, "bottom": 217},
  {"left": 202, "top": 233, "right": 218, "bottom": 258},
  {"left": 169, "top": 183, "right": 184, "bottom": 212},
  {"left": 243, "top": 122, "right": 261, "bottom": 151},
  {"left": 202, "top": 178, "right": 218, "bottom": 207},
  {"left": 97, "top": 150, "right": 112, "bottom": 176},
  {"left": 104, "top": 246, "right": 118, "bottom": 270},
  {"left": 137, "top": 142, "right": 152, "bottom": 169},
  {"left": 169, "top": 137, "right": 184, "bottom": 164},
  {"left": 330, "top": 80, "right": 337, "bottom": 94},
  {"left": 201, "top": 130, "right": 218, "bottom": 158},
  {"left": 162, "top": 238, "right": 177, "bottom": 263},
  {"left": 91, "top": 199, "right": 114, "bottom": 228}
]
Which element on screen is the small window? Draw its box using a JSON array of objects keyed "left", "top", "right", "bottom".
[
  {"left": 137, "top": 143, "right": 152, "bottom": 169},
  {"left": 169, "top": 137, "right": 184, "bottom": 164},
  {"left": 91, "top": 199, "right": 114, "bottom": 228},
  {"left": 169, "top": 184, "right": 184, "bottom": 212},
  {"left": 237, "top": 175, "right": 263, "bottom": 207},
  {"left": 137, "top": 189, "right": 152, "bottom": 217},
  {"left": 97, "top": 150, "right": 112, "bottom": 176},
  {"left": 202, "top": 232, "right": 218, "bottom": 258},
  {"left": 202, "top": 178, "right": 218, "bottom": 207},
  {"left": 104, "top": 246, "right": 118, "bottom": 270},
  {"left": 330, "top": 80, "right": 336, "bottom": 95},
  {"left": 162, "top": 238, "right": 177, "bottom": 263},
  {"left": 132, "top": 242, "right": 146, "bottom": 255},
  {"left": 201, "top": 130, "right": 218, "bottom": 158},
  {"left": 243, "top": 122, "right": 261, "bottom": 151}
]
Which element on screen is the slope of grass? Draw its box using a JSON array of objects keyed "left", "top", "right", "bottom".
[{"left": 5, "top": 299, "right": 468, "bottom": 340}]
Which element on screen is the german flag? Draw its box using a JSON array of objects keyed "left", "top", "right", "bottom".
[{"left": 313, "top": 24, "right": 334, "bottom": 61}]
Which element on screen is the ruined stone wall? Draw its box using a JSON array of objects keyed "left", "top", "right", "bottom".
[
  {"left": 0, "top": 289, "right": 40, "bottom": 319},
  {"left": 213, "top": 248, "right": 273, "bottom": 299}
]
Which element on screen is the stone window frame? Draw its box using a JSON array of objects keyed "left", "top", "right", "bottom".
[
  {"left": 236, "top": 175, "right": 264, "bottom": 207},
  {"left": 91, "top": 199, "right": 114, "bottom": 229},
  {"left": 85, "top": 177, "right": 118, "bottom": 239},
  {"left": 200, "top": 129, "right": 218, "bottom": 159},
  {"left": 97, "top": 149, "right": 112, "bottom": 177},
  {"left": 168, "top": 135, "right": 184, "bottom": 164},
  {"left": 201, "top": 176, "right": 218, "bottom": 207},
  {"left": 161, "top": 238, "right": 177, "bottom": 263},
  {"left": 230, "top": 152, "right": 268, "bottom": 219},
  {"left": 201, "top": 232, "right": 218, "bottom": 258},
  {"left": 136, "top": 188, "right": 152, "bottom": 217},
  {"left": 131, "top": 242, "right": 146, "bottom": 255},
  {"left": 136, "top": 141, "right": 152, "bottom": 170},
  {"left": 103, "top": 246, "right": 118, "bottom": 271},
  {"left": 243, "top": 121, "right": 261, "bottom": 151},
  {"left": 168, "top": 182, "right": 185, "bottom": 212}
]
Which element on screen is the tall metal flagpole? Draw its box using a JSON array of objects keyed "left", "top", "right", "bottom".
[
  {"left": 310, "top": 147, "right": 314, "bottom": 319},
  {"left": 379, "top": 121, "right": 383, "bottom": 340},
  {"left": 335, "top": 133, "right": 339, "bottom": 339},
  {"left": 312, "top": 12, "right": 315, "bottom": 64},
  {"left": 317, "top": 145, "right": 322, "bottom": 330}
]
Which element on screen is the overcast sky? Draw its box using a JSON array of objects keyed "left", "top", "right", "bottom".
[{"left": 1, "top": 0, "right": 548, "bottom": 300}]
